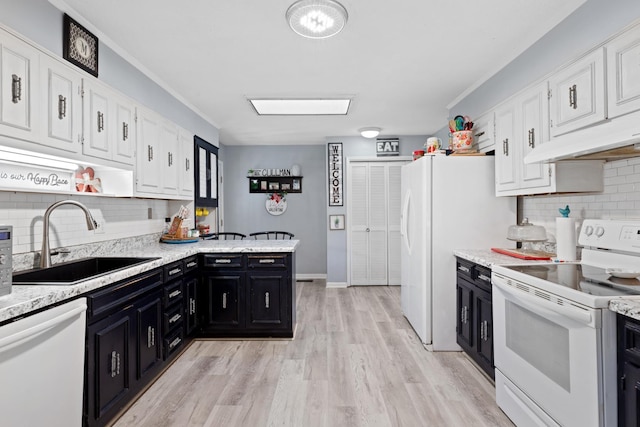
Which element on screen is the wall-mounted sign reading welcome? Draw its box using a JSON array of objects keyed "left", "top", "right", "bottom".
[{"left": 328, "top": 142, "right": 343, "bottom": 206}]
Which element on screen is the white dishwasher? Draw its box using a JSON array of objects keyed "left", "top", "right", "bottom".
[{"left": 0, "top": 297, "right": 87, "bottom": 427}]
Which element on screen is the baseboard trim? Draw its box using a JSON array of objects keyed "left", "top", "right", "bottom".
[
  {"left": 295, "top": 274, "right": 327, "bottom": 282},
  {"left": 326, "top": 281, "right": 348, "bottom": 288}
]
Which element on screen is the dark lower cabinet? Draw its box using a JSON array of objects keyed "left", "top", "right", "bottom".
[
  {"left": 199, "top": 252, "right": 296, "bottom": 338},
  {"left": 185, "top": 276, "right": 199, "bottom": 335},
  {"left": 136, "top": 294, "right": 163, "bottom": 380},
  {"left": 455, "top": 257, "right": 494, "bottom": 380},
  {"left": 617, "top": 313, "right": 640, "bottom": 426}
]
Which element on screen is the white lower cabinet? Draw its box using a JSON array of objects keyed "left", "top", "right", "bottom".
[{"left": 495, "top": 82, "right": 603, "bottom": 197}]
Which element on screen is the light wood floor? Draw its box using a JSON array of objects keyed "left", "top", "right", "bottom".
[{"left": 113, "top": 281, "right": 514, "bottom": 427}]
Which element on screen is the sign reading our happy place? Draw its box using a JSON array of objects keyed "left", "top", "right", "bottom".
[
  {"left": 376, "top": 138, "right": 399, "bottom": 157},
  {"left": 0, "top": 163, "right": 73, "bottom": 191}
]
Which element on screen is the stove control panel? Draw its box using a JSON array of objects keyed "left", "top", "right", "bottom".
[
  {"left": 579, "top": 219, "right": 640, "bottom": 253},
  {"left": 0, "top": 225, "right": 12, "bottom": 297}
]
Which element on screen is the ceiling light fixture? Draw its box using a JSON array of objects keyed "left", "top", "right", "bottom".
[
  {"left": 249, "top": 98, "right": 351, "bottom": 115},
  {"left": 286, "top": 0, "right": 348, "bottom": 39},
  {"left": 360, "top": 127, "right": 381, "bottom": 139}
]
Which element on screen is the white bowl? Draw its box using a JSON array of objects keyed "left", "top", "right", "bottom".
[{"left": 606, "top": 268, "right": 640, "bottom": 279}]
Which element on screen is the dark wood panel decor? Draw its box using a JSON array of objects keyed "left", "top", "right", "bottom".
[{"left": 248, "top": 176, "right": 302, "bottom": 193}]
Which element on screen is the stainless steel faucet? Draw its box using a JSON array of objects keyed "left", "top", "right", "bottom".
[{"left": 40, "top": 200, "right": 97, "bottom": 268}]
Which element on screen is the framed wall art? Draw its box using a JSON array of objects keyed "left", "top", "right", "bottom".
[
  {"left": 329, "top": 214, "right": 345, "bottom": 230},
  {"left": 63, "top": 14, "right": 99, "bottom": 77}
]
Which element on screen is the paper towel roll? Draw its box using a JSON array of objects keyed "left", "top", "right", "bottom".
[{"left": 556, "top": 217, "right": 577, "bottom": 261}]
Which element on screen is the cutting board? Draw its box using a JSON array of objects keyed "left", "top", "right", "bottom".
[{"left": 491, "top": 247, "right": 555, "bottom": 260}]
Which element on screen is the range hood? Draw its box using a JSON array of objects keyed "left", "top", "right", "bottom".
[{"left": 524, "top": 111, "right": 640, "bottom": 163}]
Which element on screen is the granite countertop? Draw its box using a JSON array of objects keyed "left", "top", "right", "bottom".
[
  {"left": 453, "top": 248, "right": 562, "bottom": 268},
  {"left": 0, "top": 239, "right": 299, "bottom": 324},
  {"left": 609, "top": 299, "right": 640, "bottom": 321}
]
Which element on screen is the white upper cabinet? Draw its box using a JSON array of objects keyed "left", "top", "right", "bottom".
[
  {"left": 136, "top": 107, "right": 162, "bottom": 194},
  {"left": 519, "top": 83, "right": 551, "bottom": 189},
  {"left": 607, "top": 22, "right": 640, "bottom": 119},
  {"left": 82, "top": 80, "right": 136, "bottom": 165},
  {"left": 178, "top": 127, "right": 194, "bottom": 197},
  {"left": 548, "top": 48, "right": 606, "bottom": 137},
  {"left": 0, "top": 31, "right": 39, "bottom": 141},
  {"left": 494, "top": 101, "right": 518, "bottom": 193},
  {"left": 472, "top": 112, "right": 495, "bottom": 153},
  {"left": 159, "top": 119, "right": 179, "bottom": 195},
  {"left": 40, "top": 55, "right": 82, "bottom": 153}
]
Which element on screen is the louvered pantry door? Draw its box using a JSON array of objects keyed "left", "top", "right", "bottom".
[
  {"left": 386, "top": 164, "right": 402, "bottom": 285},
  {"left": 349, "top": 163, "right": 388, "bottom": 285}
]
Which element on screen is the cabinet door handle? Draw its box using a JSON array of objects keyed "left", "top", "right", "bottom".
[
  {"left": 222, "top": 292, "right": 227, "bottom": 309},
  {"left": 259, "top": 259, "right": 275, "bottom": 264},
  {"left": 478, "top": 274, "right": 491, "bottom": 282},
  {"left": 265, "top": 292, "right": 270, "bottom": 309},
  {"left": 97, "top": 111, "right": 104, "bottom": 132},
  {"left": 168, "top": 267, "right": 182, "bottom": 276},
  {"left": 457, "top": 265, "right": 470, "bottom": 273},
  {"left": 569, "top": 84, "right": 577, "bottom": 109},
  {"left": 58, "top": 95, "right": 67, "bottom": 119},
  {"left": 147, "top": 145, "right": 153, "bottom": 161},
  {"left": 169, "top": 313, "right": 182, "bottom": 324},
  {"left": 169, "top": 289, "right": 182, "bottom": 298},
  {"left": 170, "top": 337, "right": 181, "bottom": 349},
  {"left": 110, "top": 350, "right": 117, "bottom": 377},
  {"left": 502, "top": 138, "right": 509, "bottom": 156},
  {"left": 123, "top": 122, "right": 128, "bottom": 141},
  {"left": 480, "top": 321, "right": 485, "bottom": 340},
  {"left": 116, "top": 352, "right": 121, "bottom": 375},
  {"left": 147, "top": 326, "right": 155, "bottom": 348},
  {"left": 474, "top": 131, "right": 485, "bottom": 138},
  {"left": 186, "top": 158, "right": 190, "bottom": 171},
  {"left": 483, "top": 320, "right": 489, "bottom": 341},
  {"left": 528, "top": 128, "right": 535, "bottom": 148},
  {"left": 11, "top": 74, "right": 21, "bottom": 103},
  {"left": 190, "top": 298, "right": 196, "bottom": 315},
  {"left": 168, "top": 152, "right": 173, "bottom": 167}
]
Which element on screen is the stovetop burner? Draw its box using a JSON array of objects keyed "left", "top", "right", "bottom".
[{"left": 503, "top": 263, "right": 640, "bottom": 297}]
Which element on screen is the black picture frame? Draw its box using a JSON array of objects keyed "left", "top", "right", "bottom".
[{"left": 63, "top": 14, "right": 99, "bottom": 77}]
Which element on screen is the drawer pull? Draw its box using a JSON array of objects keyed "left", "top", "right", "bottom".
[
  {"left": 58, "top": 95, "right": 67, "bottom": 119},
  {"left": 215, "top": 259, "right": 232, "bottom": 264},
  {"left": 147, "top": 326, "right": 155, "bottom": 348},
  {"left": 97, "top": 111, "right": 104, "bottom": 132},
  {"left": 259, "top": 259, "right": 276, "bottom": 264},
  {"left": 265, "top": 292, "right": 270, "bottom": 309},
  {"left": 169, "top": 337, "right": 181, "bottom": 349},
  {"left": 168, "top": 267, "right": 182, "bottom": 276},
  {"left": 169, "top": 289, "right": 182, "bottom": 299},
  {"left": 186, "top": 261, "right": 197, "bottom": 268},
  {"left": 222, "top": 292, "right": 227, "bottom": 309},
  {"left": 169, "top": 313, "right": 181, "bottom": 324},
  {"left": 458, "top": 265, "right": 470, "bottom": 273},
  {"left": 478, "top": 274, "right": 491, "bottom": 282},
  {"left": 11, "top": 74, "right": 21, "bottom": 103}
]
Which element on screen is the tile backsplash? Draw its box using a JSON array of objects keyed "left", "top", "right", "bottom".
[
  {"left": 522, "top": 157, "right": 640, "bottom": 244},
  {"left": 0, "top": 192, "right": 171, "bottom": 255}
]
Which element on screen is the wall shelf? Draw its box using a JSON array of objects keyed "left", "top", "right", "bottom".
[{"left": 247, "top": 176, "right": 302, "bottom": 193}]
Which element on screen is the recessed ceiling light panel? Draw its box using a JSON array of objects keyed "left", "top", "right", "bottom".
[
  {"left": 249, "top": 98, "right": 351, "bottom": 115},
  {"left": 286, "top": 0, "right": 348, "bottom": 39}
]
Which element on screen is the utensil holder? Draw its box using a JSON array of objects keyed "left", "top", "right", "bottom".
[{"left": 451, "top": 130, "right": 473, "bottom": 151}]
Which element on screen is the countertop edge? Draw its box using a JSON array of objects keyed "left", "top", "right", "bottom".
[{"left": 0, "top": 239, "right": 299, "bottom": 324}]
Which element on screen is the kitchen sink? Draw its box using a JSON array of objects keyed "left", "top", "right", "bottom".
[{"left": 12, "top": 257, "right": 159, "bottom": 285}]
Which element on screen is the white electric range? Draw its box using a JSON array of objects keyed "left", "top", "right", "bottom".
[{"left": 491, "top": 219, "right": 640, "bottom": 427}]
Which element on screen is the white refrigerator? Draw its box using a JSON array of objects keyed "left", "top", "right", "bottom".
[{"left": 400, "top": 155, "right": 515, "bottom": 351}]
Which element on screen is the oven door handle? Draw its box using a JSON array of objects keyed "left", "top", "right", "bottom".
[{"left": 493, "top": 277, "right": 593, "bottom": 326}]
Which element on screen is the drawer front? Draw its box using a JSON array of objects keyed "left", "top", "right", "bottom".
[
  {"left": 163, "top": 303, "right": 184, "bottom": 333},
  {"left": 183, "top": 256, "right": 198, "bottom": 273},
  {"left": 474, "top": 264, "right": 492, "bottom": 293},
  {"left": 456, "top": 258, "right": 474, "bottom": 281},
  {"left": 163, "top": 280, "right": 184, "bottom": 307},
  {"left": 202, "top": 254, "right": 244, "bottom": 269},
  {"left": 164, "top": 327, "right": 185, "bottom": 359},
  {"left": 247, "top": 254, "right": 288, "bottom": 269},
  {"left": 163, "top": 260, "right": 184, "bottom": 282}
]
